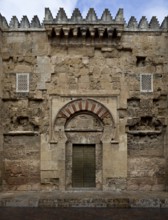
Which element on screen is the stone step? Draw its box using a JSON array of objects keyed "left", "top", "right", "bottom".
[{"left": 0, "top": 191, "right": 168, "bottom": 208}]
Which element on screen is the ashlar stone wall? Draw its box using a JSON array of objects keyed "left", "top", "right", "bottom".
[{"left": 0, "top": 8, "right": 168, "bottom": 191}]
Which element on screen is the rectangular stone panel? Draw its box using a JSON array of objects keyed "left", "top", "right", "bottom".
[
  {"left": 128, "top": 134, "right": 164, "bottom": 157},
  {"left": 3, "top": 134, "right": 40, "bottom": 187}
]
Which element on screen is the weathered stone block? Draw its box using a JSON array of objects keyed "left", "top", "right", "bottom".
[
  {"left": 128, "top": 133, "right": 164, "bottom": 157},
  {"left": 68, "top": 47, "right": 94, "bottom": 57}
]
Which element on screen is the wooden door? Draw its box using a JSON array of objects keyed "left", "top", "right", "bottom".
[{"left": 72, "top": 144, "right": 95, "bottom": 187}]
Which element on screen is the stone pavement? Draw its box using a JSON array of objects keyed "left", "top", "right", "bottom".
[{"left": 0, "top": 190, "right": 168, "bottom": 208}]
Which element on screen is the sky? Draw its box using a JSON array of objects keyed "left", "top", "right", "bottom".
[{"left": 0, "top": 0, "right": 168, "bottom": 24}]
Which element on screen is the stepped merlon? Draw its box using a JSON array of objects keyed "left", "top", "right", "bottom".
[{"left": 0, "top": 8, "right": 167, "bottom": 31}]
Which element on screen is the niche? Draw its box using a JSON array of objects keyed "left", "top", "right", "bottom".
[{"left": 136, "top": 56, "right": 146, "bottom": 67}]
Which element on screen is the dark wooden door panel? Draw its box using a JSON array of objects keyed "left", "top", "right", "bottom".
[
  {"left": 72, "top": 146, "right": 83, "bottom": 187},
  {"left": 72, "top": 144, "right": 95, "bottom": 187},
  {"left": 83, "top": 146, "right": 95, "bottom": 187}
]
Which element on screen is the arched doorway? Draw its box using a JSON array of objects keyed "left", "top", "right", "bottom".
[
  {"left": 54, "top": 99, "right": 115, "bottom": 190},
  {"left": 65, "top": 112, "right": 103, "bottom": 189}
]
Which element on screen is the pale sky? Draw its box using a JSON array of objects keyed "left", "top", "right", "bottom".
[{"left": 0, "top": 0, "right": 168, "bottom": 24}]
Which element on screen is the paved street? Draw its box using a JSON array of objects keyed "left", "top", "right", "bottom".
[{"left": 1, "top": 208, "right": 168, "bottom": 220}]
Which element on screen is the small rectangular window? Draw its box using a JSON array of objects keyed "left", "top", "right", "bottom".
[
  {"left": 16, "top": 73, "right": 29, "bottom": 93},
  {"left": 140, "top": 74, "right": 153, "bottom": 92}
]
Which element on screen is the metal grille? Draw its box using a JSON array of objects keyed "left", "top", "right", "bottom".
[
  {"left": 16, "top": 73, "right": 29, "bottom": 93},
  {"left": 140, "top": 74, "right": 153, "bottom": 92},
  {"left": 72, "top": 144, "right": 95, "bottom": 188}
]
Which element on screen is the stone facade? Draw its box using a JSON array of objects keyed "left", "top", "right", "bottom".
[{"left": 0, "top": 8, "right": 168, "bottom": 191}]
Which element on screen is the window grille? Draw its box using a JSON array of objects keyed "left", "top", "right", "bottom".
[
  {"left": 140, "top": 74, "right": 153, "bottom": 92},
  {"left": 16, "top": 73, "right": 29, "bottom": 93}
]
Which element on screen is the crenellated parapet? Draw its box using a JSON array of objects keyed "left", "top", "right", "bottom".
[
  {"left": 126, "top": 15, "right": 168, "bottom": 31},
  {"left": 0, "top": 13, "right": 43, "bottom": 30},
  {"left": 0, "top": 8, "right": 168, "bottom": 34},
  {"left": 43, "top": 8, "right": 124, "bottom": 24},
  {"left": 44, "top": 8, "right": 125, "bottom": 38}
]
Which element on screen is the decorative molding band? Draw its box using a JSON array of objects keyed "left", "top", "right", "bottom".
[
  {"left": 4, "top": 131, "right": 39, "bottom": 136},
  {"left": 127, "top": 130, "right": 162, "bottom": 135}
]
